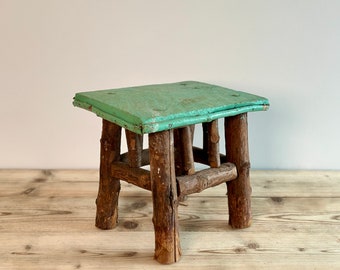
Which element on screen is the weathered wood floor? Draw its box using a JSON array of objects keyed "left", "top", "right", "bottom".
[{"left": 1, "top": 170, "right": 340, "bottom": 269}]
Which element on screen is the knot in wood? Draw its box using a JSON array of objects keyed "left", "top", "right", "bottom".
[{"left": 210, "top": 133, "right": 220, "bottom": 144}]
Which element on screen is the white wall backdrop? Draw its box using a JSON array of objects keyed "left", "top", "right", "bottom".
[{"left": 1, "top": 0, "right": 339, "bottom": 169}]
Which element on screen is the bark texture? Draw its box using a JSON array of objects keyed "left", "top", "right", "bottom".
[
  {"left": 225, "top": 113, "right": 252, "bottom": 229},
  {"left": 96, "top": 119, "right": 122, "bottom": 230},
  {"left": 125, "top": 129, "right": 143, "bottom": 167},
  {"left": 149, "top": 130, "right": 181, "bottom": 264},
  {"left": 177, "top": 163, "right": 237, "bottom": 196}
]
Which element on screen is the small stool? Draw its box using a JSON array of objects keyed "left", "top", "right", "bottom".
[{"left": 73, "top": 81, "right": 269, "bottom": 264}]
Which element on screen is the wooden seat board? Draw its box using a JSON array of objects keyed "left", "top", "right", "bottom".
[{"left": 73, "top": 81, "right": 269, "bottom": 134}]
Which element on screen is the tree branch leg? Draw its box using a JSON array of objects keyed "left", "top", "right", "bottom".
[
  {"left": 225, "top": 113, "right": 252, "bottom": 229},
  {"left": 149, "top": 130, "right": 181, "bottom": 264},
  {"left": 95, "top": 119, "right": 122, "bottom": 230}
]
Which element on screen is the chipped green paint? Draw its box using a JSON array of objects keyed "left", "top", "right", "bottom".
[{"left": 73, "top": 81, "right": 269, "bottom": 134}]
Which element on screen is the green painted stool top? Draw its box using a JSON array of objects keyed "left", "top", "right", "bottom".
[{"left": 73, "top": 81, "right": 269, "bottom": 134}]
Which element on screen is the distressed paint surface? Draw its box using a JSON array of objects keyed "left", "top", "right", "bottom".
[{"left": 73, "top": 81, "right": 269, "bottom": 134}]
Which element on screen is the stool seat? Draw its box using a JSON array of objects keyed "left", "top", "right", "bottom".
[
  {"left": 73, "top": 81, "right": 269, "bottom": 134},
  {"left": 73, "top": 81, "right": 269, "bottom": 264}
]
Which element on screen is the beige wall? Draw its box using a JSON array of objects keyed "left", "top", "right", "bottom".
[{"left": 1, "top": 0, "right": 339, "bottom": 169}]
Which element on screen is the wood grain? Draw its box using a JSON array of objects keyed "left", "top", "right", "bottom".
[
  {"left": 177, "top": 163, "right": 237, "bottom": 196},
  {"left": 174, "top": 126, "right": 195, "bottom": 176},
  {"left": 1, "top": 169, "right": 340, "bottom": 269},
  {"left": 125, "top": 130, "right": 144, "bottom": 167},
  {"left": 111, "top": 162, "right": 151, "bottom": 191},
  {"left": 149, "top": 130, "right": 181, "bottom": 264},
  {"left": 96, "top": 120, "right": 122, "bottom": 230},
  {"left": 202, "top": 120, "right": 220, "bottom": 168},
  {"left": 225, "top": 113, "right": 252, "bottom": 228}
]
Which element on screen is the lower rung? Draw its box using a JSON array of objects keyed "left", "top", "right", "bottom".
[
  {"left": 176, "top": 163, "right": 237, "bottom": 196},
  {"left": 112, "top": 161, "right": 237, "bottom": 196}
]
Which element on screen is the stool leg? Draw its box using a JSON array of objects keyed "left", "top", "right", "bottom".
[
  {"left": 174, "top": 126, "right": 195, "bottom": 176},
  {"left": 125, "top": 129, "right": 143, "bottom": 167},
  {"left": 149, "top": 130, "right": 181, "bottom": 264},
  {"left": 181, "top": 125, "right": 195, "bottom": 175},
  {"left": 225, "top": 113, "right": 252, "bottom": 229},
  {"left": 95, "top": 119, "right": 122, "bottom": 230},
  {"left": 174, "top": 129, "right": 185, "bottom": 175},
  {"left": 203, "top": 120, "right": 221, "bottom": 168}
]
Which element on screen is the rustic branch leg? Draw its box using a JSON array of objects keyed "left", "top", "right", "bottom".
[
  {"left": 174, "top": 129, "right": 185, "bottom": 176},
  {"left": 174, "top": 125, "right": 195, "bottom": 176},
  {"left": 125, "top": 129, "right": 143, "bottom": 167},
  {"left": 203, "top": 121, "right": 220, "bottom": 168},
  {"left": 208, "top": 120, "right": 221, "bottom": 168},
  {"left": 95, "top": 119, "right": 122, "bottom": 230},
  {"left": 181, "top": 126, "right": 195, "bottom": 175},
  {"left": 202, "top": 122, "right": 209, "bottom": 153},
  {"left": 174, "top": 125, "right": 195, "bottom": 202},
  {"left": 189, "top": 124, "right": 195, "bottom": 143},
  {"left": 225, "top": 113, "right": 252, "bottom": 229},
  {"left": 149, "top": 130, "right": 181, "bottom": 264}
]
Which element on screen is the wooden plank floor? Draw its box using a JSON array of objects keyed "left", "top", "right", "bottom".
[{"left": 1, "top": 170, "right": 340, "bottom": 269}]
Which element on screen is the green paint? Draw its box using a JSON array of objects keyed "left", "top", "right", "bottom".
[{"left": 73, "top": 81, "right": 269, "bottom": 134}]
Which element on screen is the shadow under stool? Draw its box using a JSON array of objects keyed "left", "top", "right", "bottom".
[{"left": 73, "top": 81, "right": 269, "bottom": 264}]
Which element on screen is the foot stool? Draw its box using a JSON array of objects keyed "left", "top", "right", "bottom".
[{"left": 73, "top": 81, "right": 269, "bottom": 264}]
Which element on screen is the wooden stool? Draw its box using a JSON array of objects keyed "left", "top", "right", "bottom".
[{"left": 73, "top": 81, "right": 269, "bottom": 264}]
